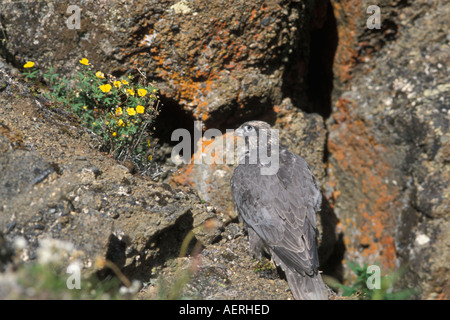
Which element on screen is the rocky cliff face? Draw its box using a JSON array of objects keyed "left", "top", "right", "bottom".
[
  {"left": 326, "top": 0, "right": 449, "bottom": 299},
  {"left": 0, "top": 0, "right": 448, "bottom": 299},
  {"left": 0, "top": 0, "right": 314, "bottom": 127}
]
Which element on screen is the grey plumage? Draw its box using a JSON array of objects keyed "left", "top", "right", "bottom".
[{"left": 230, "top": 120, "right": 328, "bottom": 300}]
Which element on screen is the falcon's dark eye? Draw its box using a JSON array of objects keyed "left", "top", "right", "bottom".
[{"left": 244, "top": 125, "right": 254, "bottom": 132}]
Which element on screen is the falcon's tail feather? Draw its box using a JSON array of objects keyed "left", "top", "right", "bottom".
[{"left": 285, "top": 269, "right": 329, "bottom": 300}]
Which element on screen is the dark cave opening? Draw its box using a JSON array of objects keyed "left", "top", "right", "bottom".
[
  {"left": 283, "top": 0, "right": 338, "bottom": 119},
  {"left": 305, "top": 0, "right": 338, "bottom": 119},
  {"left": 152, "top": 94, "right": 198, "bottom": 160}
]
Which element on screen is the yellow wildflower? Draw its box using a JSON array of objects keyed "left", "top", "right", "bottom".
[
  {"left": 113, "top": 81, "right": 122, "bottom": 88},
  {"left": 94, "top": 257, "right": 107, "bottom": 269},
  {"left": 137, "top": 88, "right": 147, "bottom": 97},
  {"left": 79, "top": 58, "right": 89, "bottom": 65},
  {"left": 99, "top": 84, "right": 112, "bottom": 93},
  {"left": 112, "top": 132, "right": 117, "bottom": 137},
  {"left": 115, "top": 107, "right": 123, "bottom": 116},
  {"left": 96, "top": 71, "right": 105, "bottom": 79},
  {"left": 136, "top": 105, "right": 145, "bottom": 114},
  {"left": 126, "top": 107, "right": 136, "bottom": 116},
  {"left": 121, "top": 79, "right": 129, "bottom": 85},
  {"left": 126, "top": 88, "right": 135, "bottom": 96},
  {"left": 83, "top": 106, "right": 87, "bottom": 110},
  {"left": 118, "top": 119, "right": 124, "bottom": 127},
  {"left": 23, "top": 61, "right": 35, "bottom": 68}
]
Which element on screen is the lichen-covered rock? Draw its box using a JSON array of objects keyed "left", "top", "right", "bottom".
[
  {"left": 130, "top": 0, "right": 312, "bottom": 125},
  {"left": 0, "top": 0, "right": 312, "bottom": 126},
  {"left": 326, "top": 0, "right": 449, "bottom": 299},
  {"left": 273, "top": 98, "right": 327, "bottom": 183}
]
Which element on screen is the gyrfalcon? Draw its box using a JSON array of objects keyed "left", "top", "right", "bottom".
[{"left": 230, "top": 120, "right": 328, "bottom": 300}]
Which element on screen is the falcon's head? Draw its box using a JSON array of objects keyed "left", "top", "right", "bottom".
[
  {"left": 234, "top": 120, "right": 272, "bottom": 139},
  {"left": 235, "top": 121, "right": 276, "bottom": 150},
  {"left": 235, "top": 121, "right": 279, "bottom": 173}
]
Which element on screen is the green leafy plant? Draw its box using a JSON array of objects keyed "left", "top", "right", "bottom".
[
  {"left": 22, "top": 61, "right": 39, "bottom": 80},
  {"left": 327, "top": 261, "right": 417, "bottom": 300},
  {"left": 24, "top": 58, "right": 159, "bottom": 171},
  {"left": 252, "top": 258, "right": 276, "bottom": 274}
]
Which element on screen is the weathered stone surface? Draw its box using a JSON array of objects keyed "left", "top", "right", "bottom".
[
  {"left": 0, "top": 65, "right": 222, "bottom": 281},
  {"left": 132, "top": 0, "right": 312, "bottom": 125},
  {"left": 326, "top": 0, "right": 449, "bottom": 299},
  {"left": 0, "top": 0, "right": 313, "bottom": 126}
]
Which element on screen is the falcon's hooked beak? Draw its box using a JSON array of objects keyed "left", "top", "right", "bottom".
[{"left": 234, "top": 127, "right": 244, "bottom": 137}]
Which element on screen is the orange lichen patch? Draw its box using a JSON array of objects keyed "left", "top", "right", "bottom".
[
  {"left": 169, "top": 132, "right": 236, "bottom": 215},
  {"left": 335, "top": 221, "right": 344, "bottom": 234},
  {"left": 201, "top": 138, "right": 214, "bottom": 153},
  {"left": 140, "top": 1, "right": 282, "bottom": 121},
  {"left": 332, "top": 189, "right": 341, "bottom": 200},
  {"left": 249, "top": 8, "right": 258, "bottom": 21},
  {"left": 201, "top": 113, "right": 209, "bottom": 122},
  {"left": 437, "top": 292, "right": 449, "bottom": 300},
  {"left": 171, "top": 131, "right": 235, "bottom": 187},
  {"left": 170, "top": 163, "right": 195, "bottom": 188},
  {"left": 272, "top": 104, "right": 282, "bottom": 114},
  {"left": 150, "top": 43, "right": 225, "bottom": 120},
  {"left": 328, "top": 97, "right": 400, "bottom": 272},
  {"left": 331, "top": 0, "right": 363, "bottom": 84}
]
